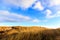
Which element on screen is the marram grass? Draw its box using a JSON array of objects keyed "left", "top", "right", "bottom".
[{"left": 0, "top": 26, "right": 60, "bottom": 40}]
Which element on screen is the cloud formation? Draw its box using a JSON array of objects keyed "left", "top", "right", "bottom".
[
  {"left": 45, "top": 9, "right": 53, "bottom": 18},
  {"left": 33, "top": 1, "right": 44, "bottom": 10},
  {"left": 45, "top": 9, "right": 60, "bottom": 18},
  {"left": 2, "top": 0, "right": 37, "bottom": 9},
  {"left": 0, "top": 10, "right": 41, "bottom": 23},
  {"left": 0, "top": 0, "right": 60, "bottom": 22},
  {"left": 0, "top": 10, "right": 31, "bottom": 22},
  {"left": 49, "top": 0, "right": 60, "bottom": 6}
]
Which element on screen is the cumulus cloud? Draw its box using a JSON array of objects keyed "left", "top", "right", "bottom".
[
  {"left": 0, "top": 10, "right": 31, "bottom": 22},
  {"left": 2, "top": 0, "right": 37, "bottom": 9},
  {"left": 45, "top": 9, "right": 60, "bottom": 18},
  {"left": 55, "top": 11, "right": 60, "bottom": 17},
  {"left": 33, "top": 1, "right": 44, "bottom": 10},
  {"left": 1, "top": 0, "right": 60, "bottom": 10},
  {"left": 45, "top": 9, "right": 53, "bottom": 18}
]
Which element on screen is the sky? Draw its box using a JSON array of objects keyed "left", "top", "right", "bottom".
[{"left": 0, "top": 0, "right": 60, "bottom": 28}]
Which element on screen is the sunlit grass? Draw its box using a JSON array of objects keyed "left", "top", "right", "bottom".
[{"left": 0, "top": 26, "right": 60, "bottom": 40}]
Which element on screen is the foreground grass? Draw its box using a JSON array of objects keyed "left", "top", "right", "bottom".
[{"left": 0, "top": 26, "right": 60, "bottom": 40}]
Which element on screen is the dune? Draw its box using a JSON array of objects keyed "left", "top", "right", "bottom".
[{"left": 0, "top": 26, "right": 60, "bottom": 40}]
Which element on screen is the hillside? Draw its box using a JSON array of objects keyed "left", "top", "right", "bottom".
[{"left": 0, "top": 26, "right": 60, "bottom": 40}]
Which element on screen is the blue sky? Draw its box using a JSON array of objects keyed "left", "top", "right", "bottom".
[{"left": 0, "top": 0, "right": 60, "bottom": 28}]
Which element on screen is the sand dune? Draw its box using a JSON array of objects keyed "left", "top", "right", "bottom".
[{"left": 0, "top": 26, "right": 60, "bottom": 40}]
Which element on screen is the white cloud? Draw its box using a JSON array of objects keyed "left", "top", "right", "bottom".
[
  {"left": 3, "top": 0, "right": 37, "bottom": 9},
  {"left": 33, "top": 1, "right": 44, "bottom": 10},
  {"left": 0, "top": 10, "right": 31, "bottom": 22},
  {"left": 50, "top": 0, "right": 60, "bottom": 6},
  {"left": 56, "top": 11, "right": 60, "bottom": 16},
  {"left": 54, "top": 11, "right": 60, "bottom": 17},
  {"left": 46, "top": 9, "right": 52, "bottom": 16},
  {"left": 45, "top": 0, "right": 60, "bottom": 7},
  {"left": 45, "top": 9, "right": 53, "bottom": 18},
  {"left": 32, "top": 19, "right": 40, "bottom": 23},
  {"left": 2, "top": 0, "right": 60, "bottom": 10},
  {"left": 0, "top": 10, "right": 42, "bottom": 22},
  {"left": 45, "top": 9, "right": 60, "bottom": 18},
  {"left": 41, "top": 0, "right": 60, "bottom": 7}
]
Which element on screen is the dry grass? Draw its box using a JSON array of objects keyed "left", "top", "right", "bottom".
[
  {"left": 0, "top": 26, "right": 60, "bottom": 40},
  {"left": 0, "top": 27, "right": 12, "bottom": 31}
]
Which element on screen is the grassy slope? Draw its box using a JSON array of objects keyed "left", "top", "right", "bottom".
[{"left": 0, "top": 26, "right": 60, "bottom": 40}]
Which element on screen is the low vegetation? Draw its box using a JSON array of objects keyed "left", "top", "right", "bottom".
[{"left": 0, "top": 26, "right": 60, "bottom": 40}]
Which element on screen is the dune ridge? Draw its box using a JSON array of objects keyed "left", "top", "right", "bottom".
[{"left": 0, "top": 26, "right": 60, "bottom": 40}]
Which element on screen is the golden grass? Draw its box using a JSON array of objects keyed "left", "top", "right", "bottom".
[
  {"left": 0, "top": 27, "right": 12, "bottom": 31},
  {"left": 0, "top": 26, "right": 60, "bottom": 40}
]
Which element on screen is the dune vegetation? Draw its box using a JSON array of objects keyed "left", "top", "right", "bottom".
[{"left": 0, "top": 26, "right": 60, "bottom": 40}]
